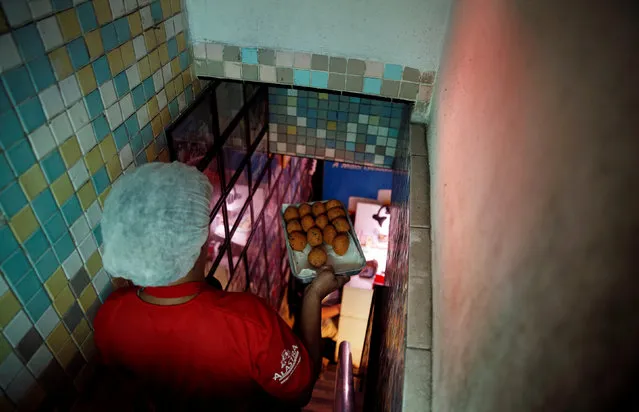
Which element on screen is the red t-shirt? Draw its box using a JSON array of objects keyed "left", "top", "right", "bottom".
[{"left": 94, "top": 282, "right": 313, "bottom": 404}]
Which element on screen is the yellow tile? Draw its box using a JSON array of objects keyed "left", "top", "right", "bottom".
[
  {"left": 53, "top": 286, "right": 74, "bottom": 316},
  {"left": 176, "top": 32, "right": 186, "bottom": 52},
  {"left": 158, "top": 149, "right": 170, "bottom": 163},
  {"left": 57, "top": 9, "right": 81, "bottom": 42},
  {"left": 49, "top": 47, "right": 73, "bottom": 80},
  {"left": 84, "top": 146, "right": 104, "bottom": 175},
  {"left": 170, "top": 57, "right": 180, "bottom": 79},
  {"left": 77, "top": 65, "right": 97, "bottom": 95},
  {"left": 60, "top": 136, "right": 82, "bottom": 167},
  {"left": 145, "top": 142, "right": 157, "bottom": 162},
  {"left": 147, "top": 96, "right": 159, "bottom": 118},
  {"left": 173, "top": 70, "right": 183, "bottom": 93},
  {"left": 0, "top": 334, "right": 10, "bottom": 362},
  {"left": 319, "top": 93, "right": 328, "bottom": 100},
  {"left": 19, "top": 164, "right": 47, "bottom": 200},
  {"left": 128, "top": 12, "right": 142, "bottom": 37},
  {"left": 45, "top": 268, "right": 67, "bottom": 299},
  {"left": 93, "top": 0, "right": 112, "bottom": 25},
  {"left": 287, "top": 125, "right": 297, "bottom": 135},
  {"left": 56, "top": 339, "right": 78, "bottom": 367},
  {"left": 79, "top": 285, "right": 98, "bottom": 312},
  {"left": 73, "top": 319, "right": 91, "bottom": 345},
  {"left": 155, "top": 25, "right": 166, "bottom": 45},
  {"left": 47, "top": 323, "right": 71, "bottom": 354},
  {"left": 327, "top": 121, "right": 337, "bottom": 131},
  {"left": 182, "top": 70, "right": 192, "bottom": 87},
  {"left": 81, "top": 333, "right": 96, "bottom": 359},
  {"left": 165, "top": 80, "right": 175, "bottom": 101},
  {"left": 106, "top": 155, "right": 122, "bottom": 181},
  {"left": 84, "top": 29, "right": 104, "bottom": 61},
  {"left": 143, "top": 29, "right": 156, "bottom": 52},
  {"left": 98, "top": 135, "right": 117, "bottom": 162},
  {"left": 193, "top": 79, "right": 201, "bottom": 95},
  {"left": 107, "top": 48, "right": 124, "bottom": 75},
  {"left": 77, "top": 181, "right": 97, "bottom": 210},
  {"left": 170, "top": 0, "right": 181, "bottom": 14},
  {"left": 98, "top": 186, "right": 110, "bottom": 207},
  {"left": 138, "top": 56, "right": 150, "bottom": 80},
  {"left": 10, "top": 206, "right": 39, "bottom": 243},
  {"left": 0, "top": 291, "right": 20, "bottom": 328},
  {"left": 148, "top": 49, "right": 160, "bottom": 73},
  {"left": 50, "top": 173, "right": 74, "bottom": 206},
  {"left": 0, "top": 7, "right": 8, "bottom": 34},
  {"left": 158, "top": 43, "right": 169, "bottom": 65},
  {"left": 120, "top": 41, "right": 135, "bottom": 68},
  {"left": 85, "top": 251, "right": 102, "bottom": 278},
  {"left": 160, "top": 107, "right": 171, "bottom": 128},
  {"left": 151, "top": 116, "right": 163, "bottom": 137},
  {"left": 160, "top": 0, "right": 171, "bottom": 18}
]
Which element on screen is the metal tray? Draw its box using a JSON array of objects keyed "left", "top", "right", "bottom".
[{"left": 280, "top": 202, "right": 367, "bottom": 283}]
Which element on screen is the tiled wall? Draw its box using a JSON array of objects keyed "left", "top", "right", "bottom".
[
  {"left": 194, "top": 42, "right": 436, "bottom": 103},
  {"left": 267, "top": 87, "right": 410, "bottom": 168},
  {"left": 0, "top": 0, "right": 203, "bottom": 409}
]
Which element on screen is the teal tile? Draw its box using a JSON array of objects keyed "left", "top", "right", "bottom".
[
  {"left": 113, "top": 72, "right": 129, "bottom": 98},
  {"left": 67, "top": 38, "right": 90, "bottom": 71},
  {"left": 3, "top": 65, "right": 36, "bottom": 104},
  {"left": 363, "top": 78, "right": 382, "bottom": 94},
  {"left": 91, "top": 167, "right": 110, "bottom": 194},
  {"left": 92, "top": 56, "right": 111, "bottom": 86},
  {"left": 293, "top": 69, "right": 310, "bottom": 86},
  {"left": 124, "top": 115, "right": 139, "bottom": 136},
  {"left": 130, "top": 133, "right": 142, "bottom": 154},
  {"left": 93, "top": 224, "right": 102, "bottom": 246},
  {"left": 32, "top": 189, "right": 58, "bottom": 224},
  {"left": 113, "top": 17, "right": 130, "bottom": 44},
  {"left": 113, "top": 123, "right": 128, "bottom": 150},
  {"left": 0, "top": 225, "right": 19, "bottom": 262},
  {"left": 141, "top": 124, "right": 153, "bottom": 145},
  {"left": 53, "top": 233, "right": 75, "bottom": 262},
  {"left": 27, "top": 56, "right": 56, "bottom": 92},
  {"left": 61, "top": 194, "right": 82, "bottom": 225},
  {"left": 14, "top": 24, "right": 45, "bottom": 62},
  {"left": 142, "top": 77, "right": 154, "bottom": 100},
  {"left": 150, "top": 1, "right": 163, "bottom": 23},
  {"left": 84, "top": 89, "right": 104, "bottom": 120},
  {"left": 24, "top": 230, "right": 50, "bottom": 262},
  {"left": 1, "top": 249, "right": 31, "bottom": 284},
  {"left": 383, "top": 64, "right": 403, "bottom": 81},
  {"left": 241, "top": 48, "right": 258, "bottom": 65},
  {"left": 179, "top": 51, "right": 189, "bottom": 71},
  {"left": 311, "top": 71, "right": 328, "bottom": 89},
  {"left": 13, "top": 270, "right": 40, "bottom": 304},
  {"left": 40, "top": 150, "right": 66, "bottom": 183},
  {"left": 43, "top": 211, "right": 67, "bottom": 243},
  {"left": 17, "top": 97, "right": 46, "bottom": 133},
  {"left": 131, "top": 84, "right": 145, "bottom": 108},
  {"left": 0, "top": 83, "right": 11, "bottom": 114},
  {"left": 92, "top": 115, "right": 110, "bottom": 142},
  {"left": 52, "top": 0, "right": 73, "bottom": 12},
  {"left": 6, "top": 140, "right": 36, "bottom": 175},
  {"left": 0, "top": 181, "right": 28, "bottom": 218},
  {"left": 101, "top": 23, "right": 119, "bottom": 52},
  {"left": 77, "top": 1, "right": 98, "bottom": 33},
  {"left": 35, "top": 249, "right": 59, "bottom": 282},
  {"left": 0, "top": 152, "right": 14, "bottom": 190},
  {"left": 167, "top": 38, "right": 178, "bottom": 60},
  {"left": 135, "top": 150, "right": 147, "bottom": 166},
  {"left": 0, "top": 110, "right": 25, "bottom": 150},
  {"left": 25, "top": 289, "right": 51, "bottom": 322}
]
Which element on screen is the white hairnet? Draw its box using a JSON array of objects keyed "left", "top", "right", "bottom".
[{"left": 101, "top": 162, "right": 212, "bottom": 286}]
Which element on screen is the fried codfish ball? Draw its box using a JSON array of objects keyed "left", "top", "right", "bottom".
[
  {"left": 332, "top": 234, "right": 350, "bottom": 256},
  {"left": 307, "top": 227, "right": 323, "bottom": 247},
  {"left": 308, "top": 246, "right": 328, "bottom": 268},
  {"left": 327, "top": 207, "right": 346, "bottom": 221},
  {"left": 326, "top": 199, "right": 342, "bottom": 210},
  {"left": 312, "top": 202, "right": 326, "bottom": 217},
  {"left": 323, "top": 225, "right": 337, "bottom": 245},
  {"left": 315, "top": 214, "right": 329, "bottom": 229},
  {"left": 286, "top": 220, "right": 303, "bottom": 234},
  {"left": 283, "top": 206, "right": 300, "bottom": 222},
  {"left": 301, "top": 215, "right": 315, "bottom": 232},
  {"left": 333, "top": 217, "right": 350, "bottom": 233},
  {"left": 298, "top": 203, "right": 312, "bottom": 218},
  {"left": 288, "top": 231, "right": 307, "bottom": 251}
]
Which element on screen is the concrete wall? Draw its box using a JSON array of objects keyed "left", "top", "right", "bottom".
[
  {"left": 430, "top": 0, "right": 639, "bottom": 411},
  {"left": 186, "top": 0, "right": 450, "bottom": 71}
]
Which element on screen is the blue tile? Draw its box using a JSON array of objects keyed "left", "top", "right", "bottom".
[
  {"left": 0, "top": 153, "right": 14, "bottom": 190},
  {"left": 77, "top": 1, "right": 98, "bottom": 32},
  {"left": 130, "top": 132, "right": 142, "bottom": 154},
  {"left": 150, "top": 1, "right": 163, "bottom": 23},
  {"left": 185, "top": 85, "right": 193, "bottom": 104},
  {"left": 142, "top": 77, "right": 154, "bottom": 100},
  {"left": 307, "top": 118, "right": 317, "bottom": 128},
  {"left": 167, "top": 38, "right": 178, "bottom": 60},
  {"left": 61, "top": 194, "right": 82, "bottom": 225},
  {"left": 67, "top": 38, "right": 90, "bottom": 71},
  {"left": 0, "top": 181, "right": 28, "bottom": 218},
  {"left": 179, "top": 51, "right": 189, "bottom": 71},
  {"left": 40, "top": 150, "right": 66, "bottom": 183},
  {"left": 14, "top": 24, "right": 45, "bottom": 62},
  {"left": 131, "top": 84, "right": 145, "bottom": 109},
  {"left": 140, "top": 124, "right": 153, "bottom": 145},
  {"left": 391, "top": 107, "right": 403, "bottom": 119},
  {"left": 91, "top": 167, "right": 110, "bottom": 194},
  {"left": 0, "top": 84, "right": 11, "bottom": 114},
  {"left": 25, "top": 289, "right": 51, "bottom": 322},
  {"left": 84, "top": 89, "right": 104, "bottom": 120},
  {"left": 293, "top": 69, "right": 310, "bottom": 87},
  {"left": 32, "top": 189, "right": 58, "bottom": 224},
  {"left": 24, "top": 229, "right": 50, "bottom": 262},
  {"left": 52, "top": 0, "right": 73, "bottom": 11},
  {"left": 101, "top": 23, "right": 119, "bottom": 52},
  {"left": 328, "top": 111, "right": 337, "bottom": 121},
  {"left": 53, "top": 232, "right": 74, "bottom": 261},
  {"left": 307, "top": 109, "right": 317, "bottom": 119},
  {"left": 0, "top": 110, "right": 25, "bottom": 151},
  {"left": 1, "top": 249, "right": 31, "bottom": 284},
  {"left": 168, "top": 99, "right": 178, "bottom": 119},
  {"left": 383, "top": 64, "right": 403, "bottom": 81},
  {"left": 13, "top": 270, "right": 40, "bottom": 304},
  {"left": 326, "top": 140, "right": 336, "bottom": 149},
  {"left": 0, "top": 225, "right": 19, "bottom": 263},
  {"left": 363, "top": 78, "right": 382, "bottom": 94},
  {"left": 338, "top": 112, "right": 347, "bottom": 122},
  {"left": 93, "top": 224, "right": 102, "bottom": 246},
  {"left": 92, "top": 56, "right": 111, "bottom": 86},
  {"left": 124, "top": 115, "right": 139, "bottom": 136},
  {"left": 17, "top": 97, "right": 46, "bottom": 133},
  {"left": 113, "top": 72, "right": 129, "bottom": 98},
  {"left": 43, "top": 211, "right": 66, "bottom": 243},
  {"left": 113, "top": 124, "right": 128, "bottom": 150},
  {"left": 241, "top": 48, "right": 258, "bottom": 65},
  {"left": 34, "top": 249, "right": 59, "bottom": 282},
  {"left": 3, "top": 65, "right": 36, "bottom": 104},
  {"left": 311, "top": 71, "right": 328, "bottom": 89},
  {"left": 366, "top": 135, "right": 376, "bottom": 144},
  {"left": 135, "top": 150, "right": 147, "bottom": 166},
  {"left": 92, "top": 115, "right": 110, "bottom": 142},
  {"left": 360, "top": 104, "right": 371, "bottom": 115},
  {"left": 113, "top": 17, "right": 131, "bottom": 44},
  {"left": 384, "top": 156, "right": 394, "bottom": 167},
  {"left": 27, "top": 56, "right": 56, "bottom": 92}
]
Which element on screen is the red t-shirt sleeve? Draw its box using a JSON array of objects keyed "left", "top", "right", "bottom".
[{"left": 250, "top": 299, "right": 314, "bottom": 402}]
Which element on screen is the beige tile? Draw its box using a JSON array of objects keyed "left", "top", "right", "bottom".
[
  {"left": 144, "top": 29, "right": 157, "bottom": 52},
  {"left": 155, "top": 25, "right": 166, "bottom": 45},
  {"left": 57, "top": 9, "right": 81, "bottom": 42},
  {"left": 93, "top": 0, "right": 112, "bottom": 26},
  {"left": 340, "top": 286, "right": 373, "bottom": 320},
  {"left": 158, "top": 43, "right": 169, "bottom": 65},
  {"left": 410, "top": 155, "right": 430, "bottom": 228},
  {"left": 160, "top": 0, "right": 171, "bottom": 18},
  {"left": 77, "top": 66, "right": 97, "bottom": 95},
  {"left": 49, "top": 47, "right": 74, "bottom": 80},
  {"left": 148, "top": 49, "right": 160, "bottom": 73},
  {"left": 138, "top": 56, "right": 151, "bottom": 79},
  {"left": 84, "top": 30, "right": 104, "bottom": 61},
  {"left": 410, "top": 123, "right": 427, "bottom": 156},
  {"left": 120, "top": 41, "right": 135, "bottom": 69},
  {"left": 176, "top": 32, "right": 186, "bottom": 52},
  {"left": 107, "top": 48, "right": 124, "bottom": 75},
  {"left": 128, "top": 12, "right": 142, "bottom": 37},
  {"left": 403, "top": 348, "right": 431, "bottom": 412}
]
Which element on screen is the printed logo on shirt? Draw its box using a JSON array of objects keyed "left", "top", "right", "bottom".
[{"left": 273, "top": 345, "right": 301, "bottom": 384}]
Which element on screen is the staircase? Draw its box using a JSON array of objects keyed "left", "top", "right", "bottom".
[{"left": 303, "top": 364, "right": 337, "bottom": 412}]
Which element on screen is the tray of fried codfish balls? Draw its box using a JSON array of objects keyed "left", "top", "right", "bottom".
[{"left": 281, "top": 200, "right": 367, "bottom": 283}]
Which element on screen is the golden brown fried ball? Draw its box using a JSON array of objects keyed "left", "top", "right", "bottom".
[
  {"left": 307, "top": 227, "right": 323, "bottom": 247},
  {"left": 333, "top": 217, "right": 350, "bottom": 233},
  {"left": 283, "top": 206, "right": 300, "bottom": 222},
  {"left": 286, "top": 220, "right": 303, "bottom": 234},
  {"left": 315, "top": 214, "right": 329, "bottom": 229},
  {"left": 301, "top": 215, "right": 315, "bottom": 232},
  {"left": 288, "top": 231, "right": 307, "bottom": 251},
  {"left": 332, "top": 234, "right": 350, "bottom": 256},
  {"left": 312, "top": 202, "right": 326, "bottom": 217},
  {"left": 326, "top": 199, "right": 342, "bottom": 210},
  {"left": 308, "top": 246, "right": 328, "bottom": 268},
  {"left": 298, "top": 203, "right": 312, "bottom": 218},
  {"left": 323, "top": 225, "right": 337, "bottom": 245},
  {"left": 327, "top": 207, "right": 346, "bottom": 221}
]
